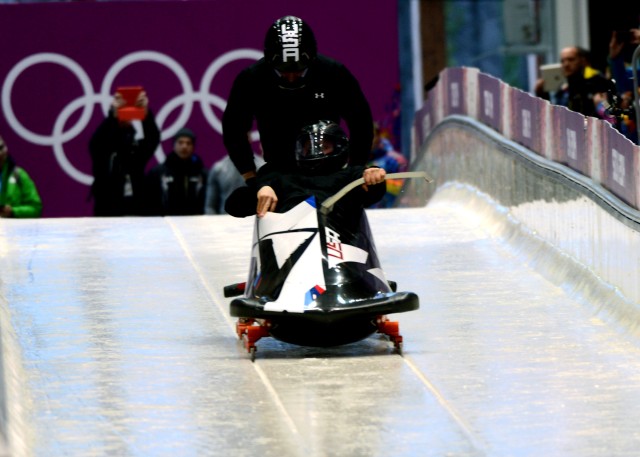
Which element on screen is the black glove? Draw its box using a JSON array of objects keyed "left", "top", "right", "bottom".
[{"left": 225, "top": 178, "right": 260, "bottom": 218}]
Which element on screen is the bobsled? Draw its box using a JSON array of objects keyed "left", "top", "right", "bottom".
[{"left": 224, "top": 172, "right": 428, "bottom": 360}]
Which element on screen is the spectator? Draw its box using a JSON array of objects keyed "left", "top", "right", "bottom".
[
  {"left": 222, "top": 15, "right": 374, "bottom": 191},
  {"left": 205, "top": 152, "right": 265, "bottom": 215},
  {"left": 89, "top": 90, "right": 160, "bottom": 216},
  {"left": 367, "top": 123, "right": 408, "bottom": 209},
  {"left": 536, "top": 46, "right": 612, "bottom": 118},
  {"left": 0, "top": 134, "right": 42, "bottom": 218},
  {"left": 146, "top": 128, "right": 207, "bottom": 216},
  {"left": 604, "top": 28, "right": 640, "bottom": 144}
]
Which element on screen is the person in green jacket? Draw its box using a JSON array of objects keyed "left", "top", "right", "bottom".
[{"left": 0, "top": 135, "right": 42, "bottom": 218}]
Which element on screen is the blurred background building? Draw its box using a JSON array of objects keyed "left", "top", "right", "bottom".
[{"left": 399, "top": 0, "right": 640, "bottom": 158}]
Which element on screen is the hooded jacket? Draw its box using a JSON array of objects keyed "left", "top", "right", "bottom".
[
  {"left": 89, "top": 110, "right": 160, "bottom": 216},
  {"left": 222, "top": 55, "right": 374, "bottom": 176},
  {"left": 0, "top": 155, "right": 42, "bottom": 218},
  {"left": 146, "top": 151, "right": 207, "bottom": 216}
]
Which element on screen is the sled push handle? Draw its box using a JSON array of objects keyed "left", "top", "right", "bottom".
[{"left": 320, "top": 171, "right": 433, "bottom": 215}]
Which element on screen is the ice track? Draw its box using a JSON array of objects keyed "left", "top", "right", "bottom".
[{"left": 2, "top": 186, "right": 640, "bottom": 456}]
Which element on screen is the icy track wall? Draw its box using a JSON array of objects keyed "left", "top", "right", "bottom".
[{"left": 403, "top": 66, "right": 640, "bottom": 333}]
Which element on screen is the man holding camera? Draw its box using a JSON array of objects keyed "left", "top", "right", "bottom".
[
  {"left": 89, "top": 90, "right": 160, "bottom": 216},
  {"left": 536, "top": 46, "right": 613, "bottom": 118}
]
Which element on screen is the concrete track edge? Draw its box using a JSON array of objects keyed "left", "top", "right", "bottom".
[{"left": 403, "top": 115, "right": 640, "bottom": 338}]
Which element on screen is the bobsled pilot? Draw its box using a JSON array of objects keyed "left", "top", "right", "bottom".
[{"left": 225, "top": 120, "right": 386, "bottom": 244}]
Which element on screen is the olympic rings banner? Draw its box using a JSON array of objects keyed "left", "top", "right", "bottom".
[{"left": 0, "top": 1, "right": 398, "bottom": 217}]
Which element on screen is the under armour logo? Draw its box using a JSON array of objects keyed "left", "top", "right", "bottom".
[{"left": 315, "top": 92, "right": 325, "bottom": 99}]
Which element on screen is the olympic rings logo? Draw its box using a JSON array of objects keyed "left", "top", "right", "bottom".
[{"left": 1, "top": 49, "right": 262, "bottom": 185}]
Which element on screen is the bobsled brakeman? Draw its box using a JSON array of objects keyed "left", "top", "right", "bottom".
[
  {"left": 223, "top": 121, "right": 430, "bottom": 360},
  {"left": 224, "top": 191, "right": 422, "bottom": 360}
]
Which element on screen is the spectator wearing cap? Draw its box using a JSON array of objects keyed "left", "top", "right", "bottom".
[
  {"left": 535, "top": 46, "right": 613, "bottom": 118},
  {"left": 145, "top": 128, "right": 207, "bottom": 216}
]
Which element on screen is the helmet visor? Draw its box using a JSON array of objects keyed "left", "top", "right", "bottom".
[
  {"left": 295, "top": 122, "right": 349, "bottom": 174},
  {"left": 297, "top": 132, "right": 337, "bottom": 161}
]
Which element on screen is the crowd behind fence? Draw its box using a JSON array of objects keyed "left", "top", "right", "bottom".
[{"left": 414, "top": 66, "right": 640, "bottom": 210}]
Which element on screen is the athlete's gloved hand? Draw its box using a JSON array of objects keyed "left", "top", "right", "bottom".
[{"left": 225, "top": 186, "right": 257, "bottom": 218}]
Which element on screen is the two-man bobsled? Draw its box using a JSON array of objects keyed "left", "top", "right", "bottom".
[{"left": 224, "top": 171, "right": 428, "bottom": 361}]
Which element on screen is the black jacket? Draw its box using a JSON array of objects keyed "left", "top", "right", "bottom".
[
  {"left": 89, "top": 111, "right": 160, "bottom": 216},
  {"left": 257, "top": 165, "right": 385, "bottom": 235},
  {"left": 146, "top": 152, "right": 207, "bottom": 216},
  {"left": 222, "top": 55, "right": 374, "bottom": 176}
]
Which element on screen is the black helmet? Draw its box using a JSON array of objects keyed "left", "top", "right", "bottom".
[
  {"left": 295, "top": 121, "right": 349, "bottom": 174},
  {"left": 264, "top": 16, "right": 317, "bottom": 73}
]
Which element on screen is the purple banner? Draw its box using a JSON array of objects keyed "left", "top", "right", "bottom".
[
  {"left": 511, "top": 89, "right": 542, "bottom": 154},
  {"left": 602, "top": 123, "right": 637, "bottom": 207},
  {"left": 0, "top": 1, "right": 398, "bottom": 217},
  {"left": 478, "top": 73, "right": 501, "bottom": 132},
  {"left": 560, "top": 109, "right": 589, "bottom": 175},
  {"left": 414, "top": 94, "right": 437, "bottom": 155},
  {"left": 444, "top": 68, "right": 465, "bottom": 116}
]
